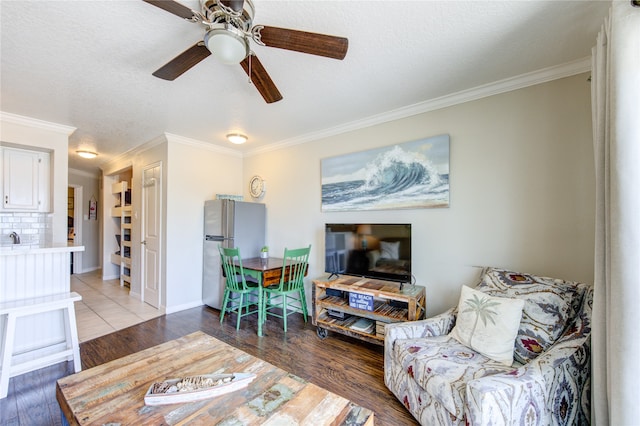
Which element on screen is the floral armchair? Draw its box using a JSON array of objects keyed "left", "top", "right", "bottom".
[{"left": 384, "top": 267, "right": 592, "bottom": 425}]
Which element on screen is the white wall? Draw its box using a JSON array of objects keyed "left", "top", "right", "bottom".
[
  {"left": 102, "top": 135, "right": 243, "bottom": 312},
  {"left": 164, "top": 136, "right": 243, "bottom": 313},
  {"left": 68, "top": 169, "right": 101, "bottom": 272},
  {"left": 243, "top": 73, "right": 595, "bottom": 316},
  {"left": 0, "top": 112, "right": 75, "bottom": 244},
  {"left": 94, "top": 73, "right": 594, "bottom": 318}
]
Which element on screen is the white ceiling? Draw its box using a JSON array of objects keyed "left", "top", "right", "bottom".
[{"left": 1, "top": 0, "right": 610, "bottom": 173}]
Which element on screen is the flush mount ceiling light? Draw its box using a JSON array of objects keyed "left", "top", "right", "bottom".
[
  {"left": 76, "top": 150, "right": 98, "bottom": 159},
  {"left": 226, "top": 133, "right": 248, "bottom": 144}
]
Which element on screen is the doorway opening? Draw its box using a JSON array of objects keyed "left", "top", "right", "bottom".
[
  {"left": 103, "top": 168, "right": 133, "bottom": 287},
  {"left": 68, "top": 185, "right": 83, "bottom": 274}
]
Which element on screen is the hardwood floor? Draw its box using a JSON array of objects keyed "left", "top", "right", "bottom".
[{"left": 1, "top": 305, "right": 419, "bottom": 425}]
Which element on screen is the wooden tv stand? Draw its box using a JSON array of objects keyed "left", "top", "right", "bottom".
[{"left": 312, "top": 276, "right": 426, "bottom": 345}]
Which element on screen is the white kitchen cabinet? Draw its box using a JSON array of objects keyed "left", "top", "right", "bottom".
[{"left": 1, "top": 146, "right": 50, "bottom": 212}]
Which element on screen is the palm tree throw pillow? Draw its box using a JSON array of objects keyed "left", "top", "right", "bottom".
[{"left": 450, "top": 285, "right": 525, "bottom": 365}]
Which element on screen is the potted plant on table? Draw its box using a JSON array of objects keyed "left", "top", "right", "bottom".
[{"left": 260, "top": 246, "right": 269, "bottom": 259}]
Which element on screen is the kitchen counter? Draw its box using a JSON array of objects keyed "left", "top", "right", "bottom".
[
  {"left": 1, "top": 242, "right": 84, "bottom": 299},
  {"left": 0, "top": 243, "right": 85, "bottom": 255}
]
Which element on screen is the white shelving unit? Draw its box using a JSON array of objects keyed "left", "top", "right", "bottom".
[{"left": 110, "top": 181, "right": 132, "bottom": 287}]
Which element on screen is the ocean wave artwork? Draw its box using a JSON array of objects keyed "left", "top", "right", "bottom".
[{"left": 321, "top": 134, "right": 450, "bottom": 211}]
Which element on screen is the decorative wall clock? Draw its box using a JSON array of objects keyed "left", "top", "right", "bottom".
[{"left": 249, "top": 175, "right": 265, "bottom": 198}]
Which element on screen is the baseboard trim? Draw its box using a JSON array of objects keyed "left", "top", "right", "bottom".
[
  {"left": 74, "top": 266, "right": 100, "bottom": 274},
  {"left": 165, "top": 301, "right": 202, "bottom": 315},
  {"left": 102, "top": 273, "right": 119, "bottom": 280}
]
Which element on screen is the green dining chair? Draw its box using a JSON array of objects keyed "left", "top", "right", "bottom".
[
  {"left": 262, "top": 245, "right": 311, "bottom": 332},
  {"left": 219, "top": 246, "right": 263, "bottom": 334}
]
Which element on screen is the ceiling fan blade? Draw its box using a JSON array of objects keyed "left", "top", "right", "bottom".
[
  {"left": 240, "top": 54, "right": 283, "bottom": 104},
  {"left": 152, "top": 43, "right": 211, "bottom": 80},
  {"left": 142, "top": 0, "right": 199, "bottom": 20},
  {"left": 220, "top": 0, "right": 244, "bottom": 13},
  {"left": 256, "top": 26, "right": 348, "bottom": 60}
]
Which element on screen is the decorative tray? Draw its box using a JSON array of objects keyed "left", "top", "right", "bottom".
[{"left": 144, "top": 373, "right": 256, "bottom": 406}]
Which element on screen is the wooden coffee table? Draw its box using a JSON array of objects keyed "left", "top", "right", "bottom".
[{"left": 56, "top": 331, "right": 374, "bottom": 425}]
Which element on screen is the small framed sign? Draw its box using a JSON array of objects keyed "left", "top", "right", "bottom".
[{"left": 349, "top": 292, "right": 374, "bottom": 311}]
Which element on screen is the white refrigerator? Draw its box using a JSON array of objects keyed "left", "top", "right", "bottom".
[{"left": 202, "top": 199, "right": 266, "bottom": 309}]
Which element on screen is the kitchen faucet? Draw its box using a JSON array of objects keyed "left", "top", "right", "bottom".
[{"left": 9, "top": 232, "right": 21, "bottom": 244}]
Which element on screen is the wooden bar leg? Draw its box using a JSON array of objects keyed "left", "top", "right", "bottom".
[
  {"left": 64, "top": 302, "right": 82, "bottom": 373},
  {"left": 0, "top": 313, "right": 17, "bottom": 399}
]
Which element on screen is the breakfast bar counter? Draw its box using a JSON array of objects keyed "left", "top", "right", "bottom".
[
  {"left": 0, "top": 243, "right": 85, "bottom": 256},
  {"left": 0, "top": 243, "right": 84, "bottom": 357},
  {"left": 0, "top": 243, "right": 84, "bottom": 299}
]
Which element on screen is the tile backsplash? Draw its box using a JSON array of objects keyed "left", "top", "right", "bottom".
[{"left": 0, "top": 212, "right": 52, "bottom": 247}]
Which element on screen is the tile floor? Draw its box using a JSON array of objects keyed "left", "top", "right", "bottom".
[{"left": 71, "top": 271, "right": 165, "bottom": 343}]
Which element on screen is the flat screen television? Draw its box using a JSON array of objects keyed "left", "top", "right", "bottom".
[{"left": 325, "top": 223, "right": 412, "bottom": 283}]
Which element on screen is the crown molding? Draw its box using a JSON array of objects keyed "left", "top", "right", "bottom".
[
  {"left": 3, "top": 56, "right": 590, "bottom": 161},
  {"left": 0, "top": 111, "right": 76, "bottom": 135},
  {"left": 100, "top": 132, "right": 243, "bottom": 174},
  {"left": 245, "top": 57, "right": 591, "bottom": 157},
  {"left": 101, "top": 133, "right": 170, "bottom": 175},
  {"left": 165, "top": 133, "right": 242, "bottom": 158}
]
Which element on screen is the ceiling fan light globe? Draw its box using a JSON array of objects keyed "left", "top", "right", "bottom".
[{"left": 204, "top": 28, "right": 248, "bottom": 65}]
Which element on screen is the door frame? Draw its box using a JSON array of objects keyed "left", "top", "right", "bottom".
[
  {"left": 141, "top": 161, "right": 162, "bottom": 308},
  {"left": 69, "top": 185, "right": 83, "bottom": 273}
]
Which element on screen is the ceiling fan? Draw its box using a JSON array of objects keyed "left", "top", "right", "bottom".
[{"left": 143, "top": 0, "right": 349, "bottom": 103}]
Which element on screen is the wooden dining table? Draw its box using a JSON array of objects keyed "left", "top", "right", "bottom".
[
  {"left": 237, "top": 257, "right": 289, "bottom": 287},
  {"left": 233, "top": 257, "right": 308, "bottom": 337},
  {"left": 236, "top": 257, "right": 309, "bottom": 286}
]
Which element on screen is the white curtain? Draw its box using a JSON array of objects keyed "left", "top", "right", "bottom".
[{"left": 591, "top": 1, "right": 640, "bottom": 425}]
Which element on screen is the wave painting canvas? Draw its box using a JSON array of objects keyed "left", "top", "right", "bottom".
[{"left": 321, "top": 134, "right": 449, "bottom": 211}]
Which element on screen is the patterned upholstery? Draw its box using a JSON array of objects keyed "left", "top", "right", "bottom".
[
  {"left": 393, "top": 336, "right": 519, "bottom": 419},
  {"left": 476, "top": 267, "right": 580, "bottom": 364},
  {"left": 384, "top": 268, "right": 592, "bottom": 425}
]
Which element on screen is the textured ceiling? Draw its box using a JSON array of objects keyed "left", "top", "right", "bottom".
[{"left": 0, "top": 1, "right": 610, "bottom": 173}]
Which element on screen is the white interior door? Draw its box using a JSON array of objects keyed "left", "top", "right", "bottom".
[{"left": 142, "top": 163, "right": 162, "bottom": 308}]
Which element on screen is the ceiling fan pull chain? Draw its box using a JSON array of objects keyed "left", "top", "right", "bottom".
[{"left": 248, "top": 53, "right": 253, "bottom": 85}]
